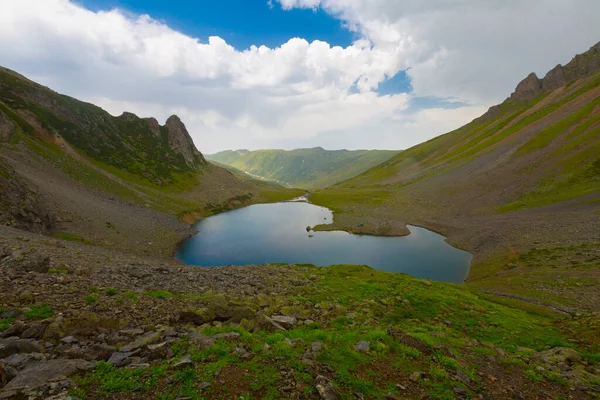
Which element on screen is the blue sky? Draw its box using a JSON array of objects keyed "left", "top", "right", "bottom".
[
  {"left": 3, "top": 0, "right": 598, "bottom": 152},
  {"left": 78, "top": 0, "right": 355, "bottom": 49}
]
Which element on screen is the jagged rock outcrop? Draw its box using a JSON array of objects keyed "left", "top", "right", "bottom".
[
  {"left": 509, "top": 72, "right": 543, "bottom": 102},
  {"left": 508, "top": 41, "right": 600, "bottom": 102},
  {"left": 165, "top": 115, "right": 206, "bottom": 168}
]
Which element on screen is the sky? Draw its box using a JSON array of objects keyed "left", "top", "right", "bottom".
[{"left": 1, "top": 1, "right": 599, "bottom": 153}]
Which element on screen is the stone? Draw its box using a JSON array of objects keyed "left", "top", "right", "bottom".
[
  {"left": 189, "top": 332, "right": 214, "bottom": 349},
  {"left": 3, "top": 359, "right": 94, "bottom": 392},
  {"left": 3, "top": 249, "right": 50, "bottom": 273},
  {"left": 262, "top": 316, "right": 286, "bottom": 331},
  {"left": 270, "top": 315, "right": 297, "bottom": 330},
  {"left": 120, "top": 331, "right": 162, "bottom": 352},
  {"left": 212, "top": 332, "right": 240, "bottom": 341},
  {"left": 107, "top": 351, "right": 134, "bottom": 367},
  {"left": 314, "top": 375, "right": 340, "bottom": 400},
  {"left": 312, "top": 342, "right": 325, "bottom": 353},
  {"left": 147, "top": 342, "right": 170, "bottom": 360},
  {"left": 0, "top": 339, "right": 43, "bottom": 358},
  {"left": 197, "top": 381, "right": 210, "bottom": 391},
  {"left": 179, "top": 308, "right": 215, "bottom": 325},
  {"left": 409, "top": 371, "right": 422, "bottom": 382},
  {"left": 533, "top": 347, "right": 582, "bottom": 366},
  {"left": 21, "top": 323, "right": 48, "bottom": 339},
  {"left": 174, "top": 355, "right": 193, "bottom": 370},
  {"left": 87, "top": 343, "right": 116, "bottom": 361},
  {"left": 60, "top": 336, "right": 78, "bottom": 344},
  {"left": 354, "top": 341, "right": 370, "bottom": 353},
  {"left": 1, "top": 353, "right": 44, "bottom": 368}
]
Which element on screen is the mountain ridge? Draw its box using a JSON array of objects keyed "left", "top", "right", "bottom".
[{"left": 206, "top": 147, "right": 400, "bottom": 189}]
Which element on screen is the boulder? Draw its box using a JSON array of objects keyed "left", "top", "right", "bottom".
[
  {"left": 354, "top": 341, "right": 370, "bottom": 353},
  {"left": 107, "top": 351, "right": 135, "bottom": 367},
  {"left": 0, "top": 339, "right": 43, "bottom": 358},
  {"left": 120, "top": 331, "right": 162, "bottom": 352},
  {"left": 212, "top": 332, "right": 240, "bottom": 341},
  {"left": 532, "top": 347, "right": 582, "bottom": 366},
  {"left": 86, "top": 343, "right": 116, "bottom": 361},
  {"left": 270, "top": 315, "right": 297, "bottom": 330},
  {"left": 314, "top": 375, "right": 339, "bottom": 400},
  {"left": 174, "top": 355, "right": 193, "bottom": 370},
  {"left": 3, "top": 249, "right": 50, "bottom": 273},
  {"left": 3, "top": 359, "right": 94, "bottom": 392},
  {"left": 178, "top": 308, "right": 215, "bottom": 325}
]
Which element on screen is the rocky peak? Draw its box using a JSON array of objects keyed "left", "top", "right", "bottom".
[
  {"left": 508, "top": 40, "right": 600, "bottom": 103},
  {"left": 164, "top": 115, "right": 206, "bottom": 168},
  {"left": 118, "top": 112, "right": 139, "bottom": 121},
  {"left": 508, "top": 73, "right": 542, "bottom": 102}
]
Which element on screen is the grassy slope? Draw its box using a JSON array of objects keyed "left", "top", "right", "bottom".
[
  {"left": 206, "top": 147, "right": 400, "bottom": 189},
  {"left": 310, "top": 66, "right": 600, "bottom": 312}
]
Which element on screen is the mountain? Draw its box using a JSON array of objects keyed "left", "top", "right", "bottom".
[
  {"left": 206, "top": 147, "right": 400, "bottom": 189},
  {"left": 0, "top": 67, "right": 302, "bottom": 256},
  {"left": 311, "top": 41, "right": 600, "bottom": 312}
]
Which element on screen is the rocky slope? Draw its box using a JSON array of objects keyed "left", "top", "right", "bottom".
[{"left": 206, "top": 147, "right": 400, "bottom": 189}]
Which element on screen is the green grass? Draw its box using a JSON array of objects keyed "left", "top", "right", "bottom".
[
  {"left": 23, "top": 304, "right": 53, "bottom": 319},
  {"left": 85, "top": 295, "right": 97, "bottom": 305},
  {"left": 105, "top": 288, "right": 118, "bottom": 296},
  {"left": 52, "top": 232, "right": 94, "bottom": 246},
  {"left": 144, "top": 290, "right": 175, "bottom": 299}
]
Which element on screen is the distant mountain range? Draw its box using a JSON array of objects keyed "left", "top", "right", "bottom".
[{"left": 206, "top": 147, "right": 400, "bottom": 189}]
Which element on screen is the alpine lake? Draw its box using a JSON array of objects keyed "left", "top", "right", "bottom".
[{"left": 176, "top": 201, "right": 472, "bottom": 283}]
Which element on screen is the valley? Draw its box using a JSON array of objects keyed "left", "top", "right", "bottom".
[
  {"left": 206, "top": 148, "right": 400, "bottom": 189},
  {"left": 0, "top": 39, "right": 599, "bottom": 400}
]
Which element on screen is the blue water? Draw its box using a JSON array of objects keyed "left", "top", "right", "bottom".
[{"left": 176, "top": 202, "right": 472, "bottom": 283}]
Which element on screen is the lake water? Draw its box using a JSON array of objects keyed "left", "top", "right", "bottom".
[{"left": 176, "top": 202, "right": 472, "bottom": 283}]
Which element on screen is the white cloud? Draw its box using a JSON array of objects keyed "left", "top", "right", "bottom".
[{"left": 0, "top": 0, "right": 598, "bottom": 153}]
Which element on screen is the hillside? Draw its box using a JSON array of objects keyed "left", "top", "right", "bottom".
[
  {"left": 310, "top": 42, "right": 600, "bottom": 313},
  {"left": 206, "top": 147, "right": 400, "bottom": 189},
  {"left": 0, "top": 67, "right": 302, "bottom": 256}
]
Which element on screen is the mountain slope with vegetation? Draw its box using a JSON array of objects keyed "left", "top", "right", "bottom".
[
  {"left": 0, "top": 67, "right": 302, "bottom": 256},
  {"left": 206, "top": 147, "right": 400, "bottom": 189},
  {"left": 311, "top": 41, "right": 600, "bottom": 313},
  {"left": 0, "top": 44, "right": 599, "bottom": 400}
]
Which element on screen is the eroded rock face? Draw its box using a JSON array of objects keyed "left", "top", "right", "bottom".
[
  {"left": 0, "top": 110, "right": 16, "bottom": 142},
  {"left": 143, "top": 117, "right": 161, "bottom": 137},
  {"left": 2, "top": 249, "right": 50, "bottom": 273},
  {"left": 165, "top": 115, "right": 206, "bottom": 168},
  {"left": 0, "top": 161, "right": 54, "bottom": 234},
  {"left": 542, "top": 64, "right": 567, "bottom": 93}
]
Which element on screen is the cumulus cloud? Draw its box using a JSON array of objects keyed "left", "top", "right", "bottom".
[
  {"left": 275, "top": 0, "right": 600, "bottom": 103},
  {"left": 0, "top": 0, "right": 598, "bottom": 153}
]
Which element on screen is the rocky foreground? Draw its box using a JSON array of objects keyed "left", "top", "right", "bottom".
[{"left": 1, "top": 225, "right": 599, "bottom": 399}]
